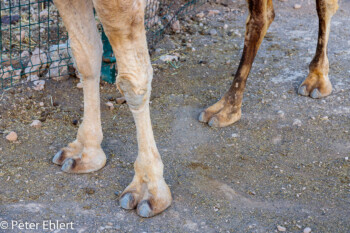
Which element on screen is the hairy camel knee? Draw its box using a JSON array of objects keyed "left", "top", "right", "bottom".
[{"left": 117, "top": 69, "right": 153, "bottom": 111}]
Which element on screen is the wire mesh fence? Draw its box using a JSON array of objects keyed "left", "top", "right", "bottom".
[{"left": 0, "top": 0, "right": 206, "bottom": 91}]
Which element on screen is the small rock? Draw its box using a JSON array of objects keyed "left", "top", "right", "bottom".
[
  {"left": 1, "top": 66, "right": 13, "bottom": 79},
  {"left": 345, "top": 157, "right": 348, "bottom": 161},
  {"left": 33, "top": 80, "right": 45, "bottom": 91},
  {"left": 209, "top": 29, "right": 218, "bottom": 36},
  {"left": 196, "top": 12, "right": 205, "bottom": 19},
  {"left": 27, "top": 75, "right": 39, "bottom": 82},
  {"left": 277, "top": 110, "right": 285, "bottom": 118},
  {"left": 321, "top": 116, "right": 329, "bottom": 121},
  {"left": 231, "top": 133, "right": 239, "bottom": 138},
  {"left": 303, "top": 227, "right": 312, "bottom": 233},
  {"left": 272, "top": 135, "right": 282, "bottom": 144},
  {"left": 46, "top": 60, "right": 69, "bottom": 80},
  {"left": 25, "top": 48, "right": 48, "bottom": 76},
  {"left": 159, "top": 54, "right": 179, "bottom": 62},
  {"left": 30, "top": 120, "right": 42, "bottom": 128},
  {"left": 77, "top": 82, "right": 83, "bottom": 89},
  {"left": 208, "top": 10, "right": 220, "bottom": 17},
  {"left": 21, "top": 50, "right": 30, "bottom": 58},
  {"left": 293, "top": 119, "right": 302, "bottom": 127},
  {"left": 12, "top": 69, "right": 22, "bottom": 80},
  {"left": 171, "top": 20, "right": 181, "bottom": 33},
  {"left": 40, "top": 9, "right": 48, "bottom": 18},
  {"left": 277, "top": 225, "right": 286, "bottom": 232},
  {"left": 116, "top": 97, "right": 126, "bottom": 104},
  {"left": 16, "top": 31, "right": 26, "bottom": 42},
  {"left": 248, "top": 190, "right": 256, "bottom": 195},
  {"left": 294, "top": 4, "right": 302, "bottom": 9},
  {"left": 6, "top": 131, "right": 18, "bottom": 142},
  {"left": 84, "top": 188, "right": 95, "bottom": 195},
  {"left": 105, "top": 101, "right": 114, "bottom": 110}
]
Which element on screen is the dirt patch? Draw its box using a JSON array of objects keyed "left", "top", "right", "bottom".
[{"left": 0, "top": 1, "right": 350, "bottom": 232}]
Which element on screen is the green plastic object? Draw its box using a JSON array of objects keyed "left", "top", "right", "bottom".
[{"left": 100, "top": 29, "right": 116, "bottom": 84}]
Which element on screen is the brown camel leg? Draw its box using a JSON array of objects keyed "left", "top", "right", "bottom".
[
  {"left": 298, "top": 0, "right": 338, "bottom": 98},
  {"left": 199, "top": 0, "right": 275, "bottom": 127}
]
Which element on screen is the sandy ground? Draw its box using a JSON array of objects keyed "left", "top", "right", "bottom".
[{"left": 0, "top": 1, "right": 349, "bottom": 232}]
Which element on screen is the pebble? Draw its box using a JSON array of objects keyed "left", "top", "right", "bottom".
[
  {"left": 209, "top": 29, "right": 218, "bottom": 36},
  {"left": 77, "top": 82, "right": 83, "bottom": 89},
  {"left": 171, "top": 20, "right": 181, "bottom": 33},
  {"left": 159, "top": 54, "right": 179, "bottom": 62},
  {"left": 294, "top": 4, "right": 302, "bottom": 9},
  {"left": 293, "top": 119, "right": 302, "bottom": 127},
  {"left": 33, "top": 80, "right": 45, "bottom": 91},
  {"left": 208, "top": 10, "right": 220, "bottom": 17},
  {"left": 345, "top": 157, "right": 348, "bottom": 161},
  {"left": 116, "top": 97, "right": 126, "bottom": 104},
  {"left": 16, "top": 31, "right": 26, "bottom": 42},
  {"left": 84, "top": 188, "right": 95, "bottom": 195},
  {"left": 105, "top": 102, "right": 114, "bottom": 110},
  {"left": 196, "top": 12, "right": 205, "bottom": 19},
  {"left": 27, "top": 75, "right": 39, "bottom": 82},
  {"left": 21, "top": 50, "right": 30, "bottom": 58},
  {"left": 25, "top": 48, "right": 48, "bottom": 76},
  {"left": 30, "top": 120, "right": 42, "bottom": 128},
  {"left": 277, "top": 110, "right": 285, "bottom": 118},
  {"left": 277, "top": 225, "right": 286, "bottom": 232},
  {"left": 6, "top": 131, "right": 18, "bottom": 142},
  {"left": 40, "top": 9, "right": 48, "bottom": 18},
  {"left": 231, "top": 133, "right": 239, "bottom": 138},
  {"left": 303, "top": 227, "right": 312, "bottom": 233}
]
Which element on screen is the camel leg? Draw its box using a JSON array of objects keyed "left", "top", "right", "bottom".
[
  {"left": 52, "top": 0, "right": 106, "bottom": 173},
  {"left": 93, "top": 0, "right": 171, "bottom": 217},
  {"left": 199, "top": 0, "right": 275, "bottom": 127},
  {"left": 298, "top": 0, "right": 338, "bottom": 98}
]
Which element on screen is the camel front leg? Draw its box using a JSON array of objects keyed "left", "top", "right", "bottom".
[
  {"left": 52, "top": 0, "right": 106, "bottom": 173},
  {"left": 298, "top": 0, "right": 338, "bottom": 98},
  {"left": 93, "top": 0, "right": 171, "bottom": 217}
]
